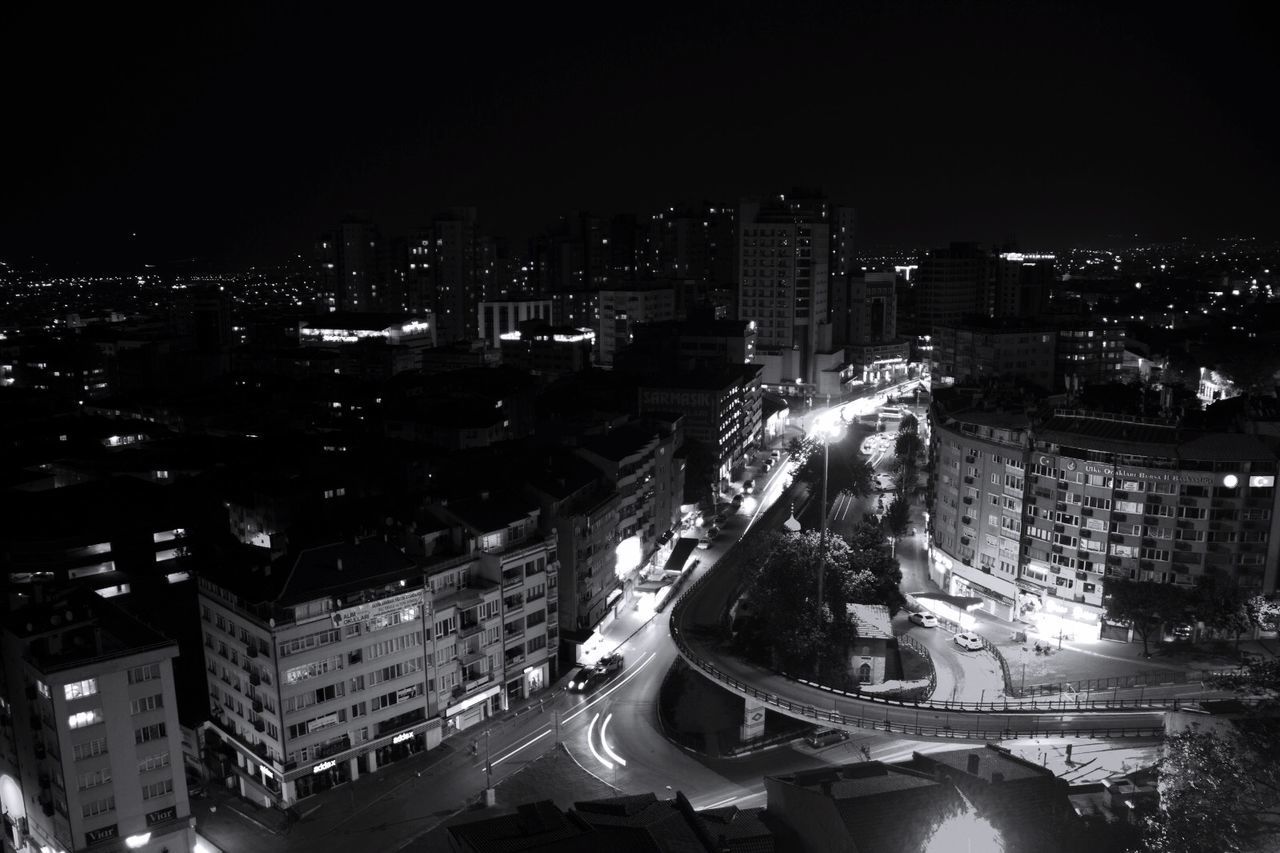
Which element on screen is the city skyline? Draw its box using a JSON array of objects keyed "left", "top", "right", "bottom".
[{"left": 5, "top": 2, "right": 1279, "bottom": 271}]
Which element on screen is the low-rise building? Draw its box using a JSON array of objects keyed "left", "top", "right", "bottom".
[{"left": 846, "top": 604, "right": 892, "bottom": 684}]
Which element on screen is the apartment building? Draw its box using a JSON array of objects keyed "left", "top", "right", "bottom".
[
  {"left": 0, "top": 592, "right": 193, "bottom": 853},
  {"left": 429, "top": 497, "right": 560, "bottom": 711},
  {"left": 575, "top": 421, "right": 684, "bottom": 563},
  {"left": 198, "top": 540, "right": 438, "bottom": 806},
  {"left": 929, "top": 389, "right": 1280, "bottom": 640},
  {"left": 526, "top": 460, "right": 622, "bottom": 664}
]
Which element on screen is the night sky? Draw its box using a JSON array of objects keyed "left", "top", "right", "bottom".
[{"left": 5, "top": 2, "right": 1278, "bottom": 270}]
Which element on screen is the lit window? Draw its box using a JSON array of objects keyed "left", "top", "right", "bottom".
[
  {"left": 69, "top": 709, "right": 103, "bottom": 729},
  {"left": 64, "top": 679, "right": 98, "bottom": 700}
]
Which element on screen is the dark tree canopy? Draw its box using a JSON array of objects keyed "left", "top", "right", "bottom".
[{"left": 1103, "top": 579, "right": 1189, "bottom": 657}]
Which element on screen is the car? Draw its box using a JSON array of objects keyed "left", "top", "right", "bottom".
[
  {"left": 1171, "top": 624, "right": 1194, "bottom": 640},
  {"left": 805, "top": 727, "right": 850, "bottom": 748},
  {"left": 731, "top": 493, "right": 744, "bottom": 508},
  {"left": 953, "top": 631, "right": 984, "bottom": 651},
  {"left": 714, "top": 512, "right": 728, "bottom": 526},
  {"left": 762, "top": 459, "right": 773, "bottom": 471},
  {"left": 909, "top": 612, "right": 938, "bottom": 628},
  {"left": 707, "top": 526, "right": 722, "bottom": 539},
  {"left": 771, "top": 450, "right": 781, "bottom": 459},
  {"left": 568, "top": 656, "right": 625, "bottom": 693},
  {"left": 185, "top": 770, "right": 207, "bottom": 799},
  {"left": 743, "top": 479, "right": 755, "bottom": 494},
  {"left": 697, "top": 537, "right": 712, "bottom": 550}
]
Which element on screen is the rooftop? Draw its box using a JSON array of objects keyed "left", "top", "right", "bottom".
[
  {"left": 7, "top": 589, "right": 176, "bottom": 674},
  {"left": 847, "top": 604, "right": 893, "bottom": 640}
]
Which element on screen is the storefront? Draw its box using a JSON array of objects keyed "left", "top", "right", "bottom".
[
  {"left": 445, "top": 685, "right": 502, "bottom": 733},
  {"left": 293, "top": 755, "right": 353, "bottom": 800},
  {"left": 374, "top": 730, "right": 424, "bottom": 769}
]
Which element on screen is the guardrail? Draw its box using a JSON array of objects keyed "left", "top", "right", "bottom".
[{"left": 891, "top": 633, "right": 936, "bottom": 701}]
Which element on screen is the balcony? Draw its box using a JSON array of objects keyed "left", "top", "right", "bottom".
[
  {"left": 252, "top": 699, "right": 263, "bottom": 714},
  {"left": 253, "top": 719, "right": 265, "bottom": 733},
  {"left": 249, "top": 672, "right": 261, "bottom": 687},
  {"left": 246, "top": 643, "right": 259, "bottom": 659},
  {"left": 962, "top": 497, "right": 973, "bottom": 505}
]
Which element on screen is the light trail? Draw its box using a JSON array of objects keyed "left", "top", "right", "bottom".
[
  {"left": 586, "top": 712, "right": 614, "bottom": 770},
  {"left": 599, "top": 712, "right": 627, "bottom": 767},
  {"left": 490, "top": 728, "right": 552, "bottom": 768}
]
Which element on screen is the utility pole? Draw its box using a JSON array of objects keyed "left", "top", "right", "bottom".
[{"left": 818, "top": 436, "right": 831, "bottom": 620}]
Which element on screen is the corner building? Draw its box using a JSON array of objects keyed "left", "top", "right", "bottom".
[
  {"left": 929, "top": 392, "right": 1280, "bottom": 640},
  {"left": 0, "top": 593, "right": 193, "bottom": 853},
  {"left": 196, "top": 520, "right": 557, "bottom": 808}
]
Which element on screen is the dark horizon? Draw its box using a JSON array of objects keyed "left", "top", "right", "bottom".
[{"left": 4, "top": 2, "right": 1278, "bottom": 272}]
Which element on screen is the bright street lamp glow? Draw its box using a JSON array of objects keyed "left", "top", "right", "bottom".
[{"left": 1223, "top": 474, "right": 1239, "bottom": 488}]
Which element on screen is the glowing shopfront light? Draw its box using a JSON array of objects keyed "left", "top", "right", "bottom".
[
  {"left": 125, "top": 834, "right": 152, "bottom": 849},
  {"left": 1223, "top": 474, "right": 1239, "bottom": 488},
  {"left": 615, "top": 536, "right": 642, "bottom": 577}
]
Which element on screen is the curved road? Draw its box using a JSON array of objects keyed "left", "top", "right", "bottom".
[{"left": 667, "top": 387, "right": 1181, "bottom": 739}]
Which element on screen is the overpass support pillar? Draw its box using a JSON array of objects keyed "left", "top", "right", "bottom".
[{"left": 740, "top": 697, "right": 766, "bottom": 742}]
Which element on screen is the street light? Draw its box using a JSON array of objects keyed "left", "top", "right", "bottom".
[{"left": 816, "top": 420, "right": 847, "bottom": 621}]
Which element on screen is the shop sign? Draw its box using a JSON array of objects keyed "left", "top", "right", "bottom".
[
  {"left": 313, "top": 759, "right": 338, "bottom": 774},
  {"left": 86, "top": 825, "right": 118, "bottom": 846},
  {"left": 146, "top": 805, "right": 177, "bottom": 826},
  {"left": 1250, "top": 476, "right": 1276, "bottom": 488},
  {"left": 308, "top": 712, "right": 340, "bottom": 733},
  {"left": 335, "top": 590, "right": 424, "bottom": 629},
  {"left": 393, "top": 731, "right": 415, "bottom": 745},
  {"left": 1082, "top": 462, "right": 1212, "bottom": 486}
]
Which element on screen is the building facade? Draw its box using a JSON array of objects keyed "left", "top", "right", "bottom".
[
  {"left": 477, "top": 299, "right": 554, "bottom": 348},
  {"left": 595, "top": 286, "right": 675, "bottom": 366},
  {"left": 830, "top": 271, "right": 897, "bottom": 347},
  {"left": 738, "top": 193, "right": 831, "bottom": 392},
  {"left": 196, "top": 523, "right": 557, "bottom": 808},
  {"left": 929, "top": 392, "right": 1280, "bottom": 640},
  {"left": 637, "top": 365, "right": 762, "bottom": 485},
  {"left": 930, "top": 321, "right": 1057, "bottom": 391},
  {"left": 1, "top": 593, "right": 193, "bottom": 853}
]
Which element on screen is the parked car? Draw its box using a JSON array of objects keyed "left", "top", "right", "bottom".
[
  {"left": 743, "top": 479, "right": 755, "bottom": 494},
  {"left": 697, "top": 537, "right": 712, "bottom": 550},
  {"left": 598, "top": 653, "right": 625, "bottom": 675},
  {"left": 1171, "top": 623, "right": 1194, "bottom": 640},
  {"left": 954, "top": 631, "right": 984, "bottom": 651},
  {"left": 805, "top": 727, "right": 850, "bottom": 748},
  {"left": 771, "top": 449, "right": 781, "bottom": 459},
  {"left": 731, "top": 494, "right": 744, "bottom": 508},
  {"left": 185, "top": 770, "right": 207, "bottom": 799},
  {"left": 909, "top": 612, "right": 938, "bottom": 628}
]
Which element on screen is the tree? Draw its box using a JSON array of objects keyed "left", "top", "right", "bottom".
[
  {"left": 1104, "top": 579, "right": 1189, "bottom": 658},
  {"left": 899, "top": 412, "right": 919, "bottom": 434},
  {"left": 894, "top": 429, "right": 923, "bottom": 464},
  {"left": 1190, "top": 577, "right": 1252, "bottom": 648},
  {"left": 1247, "top": 595, "right": 1280, "bottom": 635},
  {"left": 885, "top": 495, "right": 910, "bottom": 537},
  {"left": 1143, "top": 721, "right": 1280, "bottom": 853},
  {"left": 843, "top": 521, "right": 905, "bottom": 615},
  {"left": 739, "top": 531, "right": 855, "bottom": 672}
]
